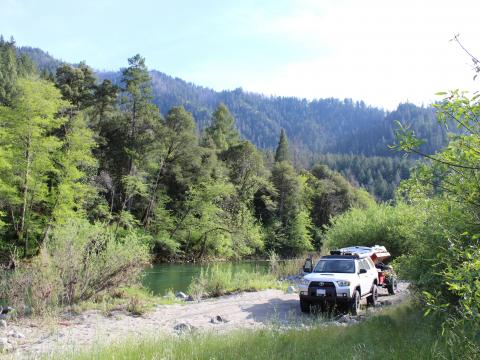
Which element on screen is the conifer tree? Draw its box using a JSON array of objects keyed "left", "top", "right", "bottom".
[
  {"left": 274, "top": 128, "right": 289, "bottom": 163},
  {"left": 0, "top": 37, "right": 18, "bottom": 106}
]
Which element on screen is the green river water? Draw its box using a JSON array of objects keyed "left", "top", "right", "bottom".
[{"left": 141, "top": 261, "right": 269, "bottom": 295}]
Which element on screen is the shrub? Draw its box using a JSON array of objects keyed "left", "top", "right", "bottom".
[
  {"left": 1, "top": 219, "right": 151, "bottom": 314},
  {"left": 323, "top": 202, "right": 419, "bottom": 258}
]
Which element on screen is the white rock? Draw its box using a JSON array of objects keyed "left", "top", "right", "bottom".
[
  {"left": 337, "top": 314, "right": 350, "bottom": 323},
  {"left": 175, "top": 291, "right": 188, "bottom": 300},
  {"left": 173, "top": 323, "right": 195, "bottom": 332},
  {"left": 210, "top": 315, "right": 229, "bottom": 324},
  {"left": 7, "top": 330, "right": 25, "bottom": 339},
  {"left": 0, "top": 337, "right": 12, "bottom": 352},
  {"left": 287, "top": 286, "right": 296, "bottom": 294},
  {"left": 0, "top": 320, "right": 6, "bottom": 328}
]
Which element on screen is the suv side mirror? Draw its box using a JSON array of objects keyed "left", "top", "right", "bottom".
[
  {"left": 303, "top": 265, "right": 312, "bottom": 273},
  {"left": 303, "top": 259, "right": 313, "bottom": 273},
  {"left": 359, "top": 268, "right": 367, "bottom": 274}
]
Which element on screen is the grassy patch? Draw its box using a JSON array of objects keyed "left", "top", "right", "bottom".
[
  {"left": 269, "top": 257, "right": 305, "bottom": 278},
  {"left": 187, "top": 265, "right": 286, "bottom": 299},
  {"left": 71, "top": 285, "right": 181, "bottom": 315},
  {"left": 59, "top": 304, "right": 462, "bottom": 360}
]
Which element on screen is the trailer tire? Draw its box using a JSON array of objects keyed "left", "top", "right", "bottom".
[
  {"left": 387, "top": 277, "right": 398, "bottom": 295},
  {"left": 300, "top": 299, "right": 311, "bottom": 313},
  {"left": 366, "top": 284, "right": 378, "bottom": 307}
]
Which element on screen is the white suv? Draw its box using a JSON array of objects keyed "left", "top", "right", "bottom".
[{"left": 299, "top": 254, "right": 379, "bottom": 314}]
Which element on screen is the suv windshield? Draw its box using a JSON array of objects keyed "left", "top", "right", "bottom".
[{"left": 313, "top": 259, "right": 355, "bottom": 273}]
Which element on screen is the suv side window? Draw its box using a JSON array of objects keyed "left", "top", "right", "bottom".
[
  {"left": 365, "top": 258, "right": 375, "bottom": 269},
  {"left": 359, "top": 259, "right": 368, "bottom": 271}
]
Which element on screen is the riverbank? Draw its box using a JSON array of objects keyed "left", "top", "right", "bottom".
[
  {"left": 69, "top": 303, "right": 446, "bottom": 360},
  {"left": 0, "top": 282, "right": 409, "bottom": 359}
]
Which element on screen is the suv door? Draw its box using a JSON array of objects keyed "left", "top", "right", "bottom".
[
  {"left": 365, "top": 257, "right": 378, "bottom": 281},
  {"left": 358, "top": 259, "right": 371, "bottom": 296}
]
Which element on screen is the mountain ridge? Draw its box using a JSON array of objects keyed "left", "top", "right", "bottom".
[
  {"left": 18, "top": 45, "right": 445, "bottom": 156},
  {"left": 16, "top": 45, "right": 449, "bottom": 200}
]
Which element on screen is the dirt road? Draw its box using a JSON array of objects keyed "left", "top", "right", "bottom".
[{"left": 1, "top": 282, "right": 409, "bottom": 359}]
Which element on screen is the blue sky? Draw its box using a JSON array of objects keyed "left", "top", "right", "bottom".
[{"left": 2, "top": 0, "right": 480, "bottom": 109}]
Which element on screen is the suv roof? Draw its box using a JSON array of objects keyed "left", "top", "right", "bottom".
[{"left": 320, "top": 255, "right": 357, "bottom": 260}]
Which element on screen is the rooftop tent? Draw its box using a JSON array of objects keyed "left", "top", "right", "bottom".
[{"left": 335, "top": 245, "right": 391, "bottom": 264}]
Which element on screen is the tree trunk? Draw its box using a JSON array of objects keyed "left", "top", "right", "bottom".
[{"left": 20, "top": 138, "right": 31, "bottom": 257}]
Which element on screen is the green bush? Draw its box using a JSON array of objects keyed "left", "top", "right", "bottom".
[
  {"left": 1, "top": 219, "right": 150, "bottom": 314},
  {"left": 323, "top": 194, "right": 480, "bottom": 352},
  {"left": 323, "top": 202, "right": 419, "bottom": 258}
]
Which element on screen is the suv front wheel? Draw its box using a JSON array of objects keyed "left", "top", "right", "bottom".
[
  {"left": 349, "top": 289, "right": 360, "bottom": 315},
  {"left": 366, "top": 284, "right": 378, "bottom": 307},
  {"left": 300, "top": 299, "right": 310, "bottom": 313}
]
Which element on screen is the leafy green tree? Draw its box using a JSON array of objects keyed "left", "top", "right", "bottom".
[
  {"left": 55, "top": 62, "right": 96, "bottom": 111},
  {"left": 205, "top": 103, "right": 239, "bottom": 151},
  {"left": 50, "top": 112, "right": 97, "bottom": 226},
  {"left": 0, "top": 79, "right": 67, "bottom": 255},
  {"left": 16, "top": 53, "right": 37, "bottom": 78},
  {"left": 142, "top": 106, "right": 201, "bottom": 227},
  {"left": 174, "top": 180, "right": 235, "bottom": 260},
  {"left": 92, "top": 79, "right": 119, "bottom": 123},
  {"left": 307, "top": 164, "right": 374, "bottom": 231},
  {"left": 222, "top": 141, "right": 266, "bottom": 201}
]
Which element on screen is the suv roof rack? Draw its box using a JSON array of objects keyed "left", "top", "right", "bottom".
[{"left": 329, "top": 250, "right": 359, "bottom": 258}]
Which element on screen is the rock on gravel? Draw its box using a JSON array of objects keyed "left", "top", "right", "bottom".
[
  {"left": 336, "top": 315, "right": 357, "bottom": 324},
  {"left": 175, "top": 291, "right": 188, "bottom": 300},
  {"left": 287, "top": 286, "right": 296, "bottom": 294},
  {"left": 7, "top": 330, "right": 25, "bottom": 339},
  {"left": 210, "top": 315, "right": 229, "bottom": 324},
  {"left": 0, "top": 337, "right": 12, "bottom": 352},
  {"left": 173, "top": 323, "right": 196, "bottom": 332}
]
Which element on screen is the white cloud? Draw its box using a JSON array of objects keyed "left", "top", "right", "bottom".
[{"left": 241, "top": 0, "right": 480, "bottom": 109}]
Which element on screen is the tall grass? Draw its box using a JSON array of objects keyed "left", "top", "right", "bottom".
[
  {"left": 187, "top": 265, "right": 284, "bottom": 300},
  {"left": 61, "top": 304, "right": 468, "bottom": 360},
  {"left": 267, "top": 251, "right": 314, "bottom": 278}
]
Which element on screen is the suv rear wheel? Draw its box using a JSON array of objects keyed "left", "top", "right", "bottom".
[
  {"left": 349, "top": 289, "right": 360, "bottom": 315},
  {"left": 367, "top": 284, "right": 378, "bottom": 306},
  {"left": 387, "top": 277, "right": 398, "bottom": 295}
]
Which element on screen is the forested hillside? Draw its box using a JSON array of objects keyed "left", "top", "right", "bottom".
[
  {"left": 313, "top": 154, "right": 414, "bottom": 200},
  {"left": 98, "top": 71, "right": 448, "bottom": 157},
  {"left": 18, "top": 46, "right": 449, "bottom": 157},
  {"left": 14, "top": 45, "right": 453, "bottom": 201},
  {"left": 1, "top": 38, "right": 374, "bottom": 267}
]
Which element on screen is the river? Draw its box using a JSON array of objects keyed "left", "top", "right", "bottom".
[{"left": 141, "top": 261, "right": 269, "bottom": 295}]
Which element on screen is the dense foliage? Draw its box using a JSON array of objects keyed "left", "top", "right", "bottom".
[
  {"left": 313, "top": 154, "right": 414, "bottom": 200},
  {"left": 17, "top": 45, "right": 458, "bottom": 200},
  {"left": 0, "top": 40, "right": 372, "bottom": 269},
  {"left": 325, "top": 81, "right": 480, "bottom": 349}
]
